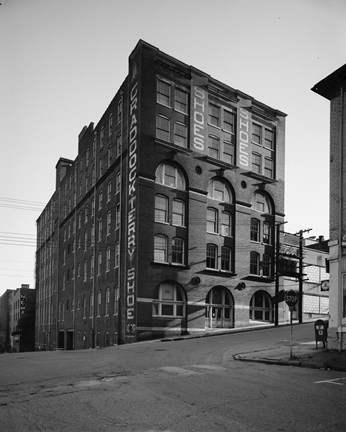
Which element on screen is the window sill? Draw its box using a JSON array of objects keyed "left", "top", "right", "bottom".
[
  {"left": 240, "top": 171, "right": 276, "bottom": 183},
  {"left": 151, "top": 261, "right": 189, "bottom": 270},
  {"left": 203, "top": 269, "right": 236, "bottom": 277},
  {"left": 243, "top": 274, "right": 275, "bottom": 282},
  {"left": 154, "top": 139, "right": 192, "bottom": 154},
  {"left": 202, "top": 156, "right": 237, "bottom": 170}
]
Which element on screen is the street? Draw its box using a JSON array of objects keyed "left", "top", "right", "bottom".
[{"left": 1, "top": 323, "right": 345, "bottom": 431}]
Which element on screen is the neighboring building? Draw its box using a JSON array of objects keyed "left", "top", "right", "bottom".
[
  {"left": 35, "top": 40, "right": 287, "bottom": 350},
  {"left": 280, "top": 233, "right": 329, "bottom": 322},
  {"left": 0, "top": 290, "right": 14, "bottom": 352},
  {"left": 312, "top": 64, "right": 346, "bottom": 350},
  {"left": 9, "top": 284, "right": 36, "bottom": 352},
  {"left": 0, "top": 285, "right": 35, "bottom": 352}
]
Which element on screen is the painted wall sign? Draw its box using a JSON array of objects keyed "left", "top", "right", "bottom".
[
  {"left": 125, "top": 63, "right": 139, "bottom": 337},
  {"left": 237, "top": 106, "right": 251, "bottom": 168},
  {"left": 190, "top": 74, "right": 208, "bottom": 154}
]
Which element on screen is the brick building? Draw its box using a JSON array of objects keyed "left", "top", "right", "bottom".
[
  {"left": 0, "top": 290, "right": 13, "bottom": 352},
  {"left": 35, "top": 40, "right": 287, "bottom": 350},
  {"left": 312, "top": 63, "right": 346, "bottom": 350}
]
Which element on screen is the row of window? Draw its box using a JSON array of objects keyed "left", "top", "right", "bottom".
[{"left": 59, "top": 286, "right": 119, "bottom": 321}]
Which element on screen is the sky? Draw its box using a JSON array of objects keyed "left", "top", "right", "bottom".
[{"left": 1, "top": 0, "right": 345, "bottom": 296}]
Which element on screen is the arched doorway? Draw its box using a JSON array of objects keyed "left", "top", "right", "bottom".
[
  {"left": 205, "top": 286, "right": 234, "bottom": 329},
  {"left": 249, "top": 290, "right": 273, "bottom": 322}
]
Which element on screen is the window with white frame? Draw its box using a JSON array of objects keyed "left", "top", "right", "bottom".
[
  {"left": 157, "top": 78, "right": 171, "bottom": 106},
  {"left": 252, "top": 192, "right": 272, "bottom": 214},
  {"left": 116, "top": 133, "right": 121, "bottom": 158},
  {"left": 251, "top": 218, "right": 260, "bottom": 242},
  {"left": 115, "top": 204, "right": 120, "bottom": 229},
  {"left": 206, "top": 244, "right": 217, "bottom": 269},
  {"left": 115, "top": 171, "right": 121, "bottom": 193},
  {"left": 156, "top": 115, "right": 170, "bottom": 141},
  {"left": 252, "top": 152, "right": 262, "bottom": 174},
  {"left": 89, "top": 293, "right": 93, "bottom": 318},
  {"left": 250, "top": 251, "right": 260, "bottom": 275},
  {"left": 107, "top": 211, "right": 111, "bottom": 236},
  {"left": 115, "top": 242, "right": 119, "bottom": 268},
  {"left": 207, "top": 179, "right": 231, "bottom": 203},
  {"left": 221, "top": 211, "right": 232, "bottom": 237},
  {"left": 90, "top": 256, "right": 94, "bottom": 279},
  {"left": 209, "top": 104, "right": 220, "bottom": 127},
  {"left": 98, "top": 252, "right": 102, "bottom": 275},
  {"left": 98, "top": 218, "right": 102, "bottom": 241},
  {"left": 105, "top": 288, "right": 110, "bottom": 316},
  {"left": 155, "top": 194, "right": 168, "bottom": 223},
  {"left": 109, "top": 113, "right": 113, "bottom": 137},
  {"left": 153, "top": 282, "right": 185, "bottom": 317},
  {"left": 208, "top": 135, "right": 220, "bottom": 159},
  {"left": 154, "top": 235, "right": 167, "bottom": 263},
  {"left": 97, "top": 290, "right": 101, "bottom": 317},
  {"left": 106, "top": 247, "right": 111, "bottom": 272},
  {"left": 84, "top": 260, "right": 87, "bottom": 281},
  {"left": 207, "top": 207, "right": 218, "bottom": 233},
  {"left": 221, "top": 246, "right": 231, "bottom": 271},
  {"left": 107, "top": 181, "right": 111, "bottom": 202},
  {"left": 114, "top": 285, "right": 119, "bottom": 315},
  {"left": 172, "top": 199, "right": 185, "bottom": 226},
  {"left": 172, "top": 238, "right": 184, "bottom": 264},
  {"left": 155, "top": 163, "right": 185, "bottom": 190},
  {"left": 173, "top": 122, "right": 188, "bottom": 147}
]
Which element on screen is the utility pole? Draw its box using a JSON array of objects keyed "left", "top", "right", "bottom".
[{"left": 275, "top": 221, "right": 287, "bottom": 326}]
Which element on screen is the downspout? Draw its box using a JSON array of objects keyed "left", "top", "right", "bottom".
[{"left": 338, "top": 85, "right": 344, "bottom": 352}]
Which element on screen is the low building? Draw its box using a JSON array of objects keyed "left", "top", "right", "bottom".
[{"left": 9, "top": 285, "right": 36, "bottom": 352}]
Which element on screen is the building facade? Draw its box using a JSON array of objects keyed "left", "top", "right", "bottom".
[
  {"left": 0, "top": 290, "right": 13, "bottom": 352},
  {"left": 35, "top": 40, "right": 287, "bottom": 349},
  {"left": 312, "top": 64, "right": 346, "bottom": 350}
]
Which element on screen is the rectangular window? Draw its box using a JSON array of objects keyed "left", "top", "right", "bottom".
[
  {"left": 109, "top": 113, "right": 113, "bottom": 137},
  {"left": 264, "top": 129, "right": 274, "bottom": 150},
  {"left": 172, "top": 238, "right": 184, "bottom": 264},
  {"left": 154, "top": 235, "right": 167, "bottom": 263},
  {"left": 252, "top": 124, "right": 261, "bottom": 145},
  {"left": 251, "top": 219, "right": 260, "bottom": 242},
  {"left": 262, "top": 254, "right": 272, "bottom": 277},
  {"left": 209, "top": 104, "right": 220, "bottom": 127},
  {"left": 223, "top": 110, "right": 235, "bottom": 134},
  {"left": 116, "top": 133, "right": 121, "bottom": 158},
  {"left": 174, "top": 88, "right": 188, "bottom": 114},
  {"left": 223, "top": 141, "right": 234, "bottom": 165},
  {"left": 117, "top": 98, "right": 123, "bottom": 124},
  {"left": 105, "top": 289, "right": 110, "bottom": 316},
  {"left": 252, "top": 153, "right": 262, "bottom": 174},
  {"left": 221, "top": 212, "right": 231, "bottom": 236},
  {"left": 115, "top": 204, "right": 120, "bottom": 229},
  {"left": 106, "top": 247, "right": 111, "bottom": 272},
  {"left": 174, "top": 122, "right": 187, "bottom": 147},
  {"left": 207, "top": 208, "right": 218, "bottom": 233},
  {"left": 107, "top": 212, "right": 111, "bottom": 236},
  {"left": 221, "top": 247, "right": 231, "bottom": 271},
  {"left": 99, "top": 191, "right": 103, "bottom": 209},
  {"left": 208, "top": 136, "right": 220, "bottom": 159},
  {"left": 114, "top": 285, "right": 119, "bottom": 315},
  {"left": 100, "top": 126, "right": 104, "bottom": 148},
  {"left": 157, "top": 79, "right": 171, "bottom": 107},
  {"left": 115, "top": 171, "right": 121, "bottom": 194},
  {"left": 250, "top": 252, "right": 260, "bottom": 275},
  {"left": 98, "top": 218, "right": 102, "bottom": 241},
  {"left": 264, "top": 157, "right": 274, "bottom": 179},
  {"left": 263, "top": 222, "right": 271, "bottom": 244},
  {"left": 156, "top": 115, "right": 170, "bottom": 141},
  {"left": 97, "top": 291, "right": 101, "bottom": 316},
  {"left": 206, "top": 244, "right": 217, "bottom": 269},
  {"left": 155, "top": 195, "right": 168, "bottom": 223},
  {"left": 172, "top": 200, "right": 185, "bottom": 226},
  {"left": 98, "top": 253, "right": 102, "bottom": 275},
  {"left": 115, "top": 242, "right": 120, "bottom": 268},
  {"left": 90, "top": 256, "right": 94, "bottom": 279},
  {"left": 107, "top": 181, "right": 111, "bottom": 202}
]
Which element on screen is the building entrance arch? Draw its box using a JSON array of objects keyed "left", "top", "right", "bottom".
[
  {"left": 205, "top": 286, "right": 234, "bottom": 329},
  {"left": 249, "top": 290, "right": 273, "bottom": 322}
]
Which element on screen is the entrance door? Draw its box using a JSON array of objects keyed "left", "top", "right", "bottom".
[{"left": 205, "top": 286, "right": 234, "bottom": 329}]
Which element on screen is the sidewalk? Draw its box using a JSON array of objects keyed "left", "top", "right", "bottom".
[{"left": 234, "top": 341, "right": 346, "bottom": 371}]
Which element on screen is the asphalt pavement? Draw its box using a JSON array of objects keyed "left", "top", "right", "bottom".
[{"left": 162, "top": 321, "right": 346, "bottom": 372}]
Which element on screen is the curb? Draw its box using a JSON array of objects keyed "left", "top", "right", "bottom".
[{"left": 233, "top": 353, "right": 346, "bottom": 371}]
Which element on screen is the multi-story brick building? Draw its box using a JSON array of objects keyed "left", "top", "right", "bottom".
[
  {"left": 35, "top": 40, "right": 287, "bottom": 350},
  {"left": 312, "top": 63, "right": 346, "bottom": 350}
]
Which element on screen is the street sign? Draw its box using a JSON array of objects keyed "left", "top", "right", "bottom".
[{"left": 285, "top": 290, "right": 298, "bottom": 308}]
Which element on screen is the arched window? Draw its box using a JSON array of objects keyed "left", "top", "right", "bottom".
[
  {"left": 155, "top": 163, "right": 185, "bottom": 190},
  {"left": 153, "top": 282, "right": 185, "bottom": 317},
  {"left": 252, "top": 192, "right": 272, "bottom": 214},
  {"left": 249, "top": 291, "right": 273, "bottom": 322},
  {"left": 205, "top": 286, "right": 234, "bottom": 329},
  {"left": 207, "top": 179, "right": 231, "bottom": 203}
]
